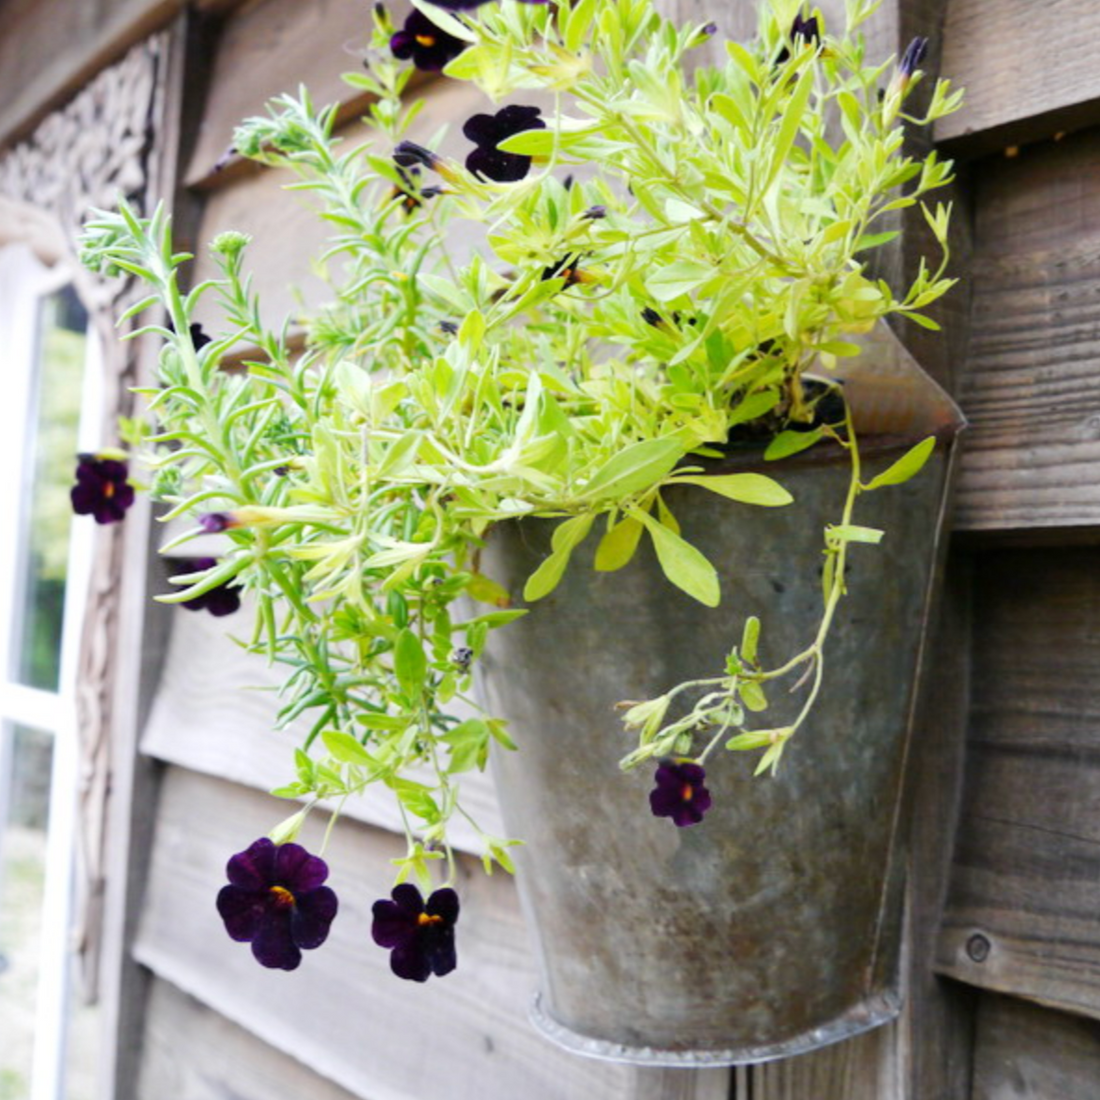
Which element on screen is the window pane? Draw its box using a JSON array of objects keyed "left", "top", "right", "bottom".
[
  {"left": 13, "top": 285, "right": 88, "bottom": 691},
  {"left": 0, "top": 724, "right": 54, "bottom": 1099}
]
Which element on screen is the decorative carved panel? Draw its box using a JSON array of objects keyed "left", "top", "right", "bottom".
[{"left": 0, "top": 31, "right": 169, "bottom": 999}]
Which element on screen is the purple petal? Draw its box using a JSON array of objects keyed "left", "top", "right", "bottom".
[
  {"left": 275, "top": 842, "right": 329, "bottom": 893},
  {"left": 427, "top": 929, "right": 457, "bottom": 977},
  {"left": 216, "top": 885, "right": 265, "bottom": 941},
  {"left": 226, "top": 837, "right": 277, "bottom": 890},
  {"left": 466, "top": 146, "right": 531, "bottom": 183},
  {"left": 389, "top": 940, "right": 433, "bottom": 982},
  {"left": 291, "top": 885, "right": 339, "bottom": 949},
  {"left": 251, "top": 909, "right": 301, "bottom": 970},
  {"left": 371, "top": 883, "right": 424, "bottom": 947},
  {"left": 426, "top": 887, "right": 459, "bottom": 925},
  {"left": 205, "top": 586, "right": 241, "bottom": 617}
]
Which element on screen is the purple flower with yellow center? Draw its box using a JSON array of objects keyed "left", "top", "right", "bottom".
[
  {"left": 463, "top": 105, "right": 545, "bottom": 183},
  {"left": 216, "top": 837, "right": 338, "bottom": 971},
  {"left": 649, "top": 760, "right": 712, "bottom": 828},
  {"left": 71, "top": 454, "right": 135, "bottom": 525},
  {"left": 371, "top": 883, "right": 459, "bottom": 982},
  {"left": 390, "top": 9, "right": 466, "bottom": 71},
  {"left": 175, "top": 557, "right": 242, "bottom": 618},
  {"left": 775, "top": 13, "right": 821, "bottom": 65}
]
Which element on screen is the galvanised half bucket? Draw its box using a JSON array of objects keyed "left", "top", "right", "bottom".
[{"left": 476, "top": 327, "right": 964, "bottom": 1065}]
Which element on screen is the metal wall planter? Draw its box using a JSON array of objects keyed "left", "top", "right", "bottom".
[{"left": 476, "top": 327, "right": 965, "bottom": 1065}]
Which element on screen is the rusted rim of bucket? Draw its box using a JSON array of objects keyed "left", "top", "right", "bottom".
[{"left": 528, "top": 988, "right": 902, "bottom": 1067}]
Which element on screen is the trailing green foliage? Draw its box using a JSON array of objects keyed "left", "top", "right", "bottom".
[{"left": 79, "top": 0, "right": 960, "bottom": 880}]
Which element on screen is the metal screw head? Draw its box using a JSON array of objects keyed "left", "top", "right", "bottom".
[{"left": 966, "top": 933, "right": 991, "bottom": 963}]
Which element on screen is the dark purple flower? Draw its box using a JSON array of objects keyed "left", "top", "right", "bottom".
[
  {"left": 898, "top": 35, "right": 929, "bottom": 78},
  {"left": 541, "top": 254, "right": 595, "bottom": 287},
  {"left": 390, "top": 166, "right": 443, "bottom": 213},
  {"left": 371, "top": 883, "right": 459, "bottom": 982},
  {"left": 175, "top": 557, "right": 241, "bottom": 618},
  {"left": 190, "top": 322, "right": 212, "bottom": 350},
  {"left": 198, "top": 512, "right": 236, "bottom": 533},
  {"left": 216, "top": 838, "right": 338, "bottom": 970},
  {"left": 71, "top": 454, "right": 135, "bottom": 525},
  {"left": 649, "top": 760, "right": 712, "bottom": 828},
  {"left": 390, "top": 10, "right": 466, "bottom": 71},
  {"left": 776, "top": 13, "right": 821, "bottom": 64},
  {"left": 463, "top": 105, "right": 545, "bottom": 182}
]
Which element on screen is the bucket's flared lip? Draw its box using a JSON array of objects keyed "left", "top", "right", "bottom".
[{"left": 528, "top": 988, "right": 902, "bottom": 1067}]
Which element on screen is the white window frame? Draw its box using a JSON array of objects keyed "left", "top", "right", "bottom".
[{"left": 0, "top": 242, "right": 103, "bottom": 1100}]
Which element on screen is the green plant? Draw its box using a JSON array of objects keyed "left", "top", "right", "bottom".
[{"left": 79, "top": 0, "right": 961, "bottom": 969}]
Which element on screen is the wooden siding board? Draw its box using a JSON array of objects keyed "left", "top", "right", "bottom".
[
  {"left": 135, "top": 767, "right": 730, "bottom": 1100},
  {"left": 140, "top": 593, "right": 505, "bottom": 848},
  {"left": 955, "top": 132, "right": 1100, "bottom": 531},
  {"left": 183, "top": 0, "right": 417, "bottom": 187},
  {"left": 187, "top": 76, "right": 489, "bottom": 334},
  {"left": 937, "top": 0, "right": 1100, "bottom": 154},
  {"left": 138, "top": 978, "right": 362, "bottom": 1100},
  {"left": 936, "top": 548, "right": 1100, "bottom": 1021},
  {"left": 971, "top": 993, "right": 1100, "bottom": 1100},
  {"left": 0, "top": 0, "right": 180, "bottom": 149}
]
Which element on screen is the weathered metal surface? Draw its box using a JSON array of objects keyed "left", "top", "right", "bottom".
[{"left": 477, "top": 338, "right": 963, "bottom": 1064}]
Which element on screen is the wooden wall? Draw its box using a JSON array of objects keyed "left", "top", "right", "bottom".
[{"left": 7, "top": 0, "right": 1100, "bottom": 1096}]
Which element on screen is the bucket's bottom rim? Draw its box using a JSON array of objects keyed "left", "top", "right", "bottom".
[{"left": 529, "top": 988, "right": 903, "bottom": 1067}]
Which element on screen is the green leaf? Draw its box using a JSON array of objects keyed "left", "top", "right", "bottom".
[
  {"left": 828, "top": 524, "right": 884, "bottom": 545},
  {"left": 581, "top": 438, "right": 684, "bottom": 500},
  {"left": 741, "top": 616, "right": 760, "bottom": 665},
  {"left": 762, "top": 64, "right": 814, "bottom": 194},
  {"left": 739, "top": 680, "right": 769, "bottom": 713},
  {"left": 390, "top": 779, "right": 441, "bottom": 823},
  {"left": 863, "top": 436, "right": 936, "bottom": 491},
  {"left": 764, "top": 429, "right": 823, "bottom": 460},
  {"left": 646, "top": 259, "right": 715, "bottom": 302},
  {"left": 393, "top": 629, "right": 427, "bottom": 696},
  {"left": 594, "top": 516, "right": 644, "bottom": 572},
  {"left": 524, "top": 514, "right": 593, "bottom": 602},
  {"left": 322, "top": 730, "right": 376, "bottom": 767},
  {"left": 523, "top": 548, "right": 571, "bottom": 602},
  {"left": 630, "top": 507, "right": 720, "bottom": 607},
  {"left": 725, "top": 730, "right": 774, "bottom": 751},
  {"left": 671, "top": 472, "right": 793, "bottom": 507}
]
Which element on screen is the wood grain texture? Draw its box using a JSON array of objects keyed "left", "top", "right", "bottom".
[
  {"left": 138, "top": 977, "right": 362, "bottom": 1100},
  {"left": 0, "top": 0, "right": 180, "bottom": 148},
  {"left": 936, "top": 548, "right": 1100, "bottom": 1021},
  {"left": 140, "top": 590, "right": 506, "bottom": 849},
  {"left": 971, "top": 993, "right": 1100, "bottom": 1100},
  {"left": 187, "top": 75, "right": 489, "bottom": 334},
  {"left": 134, "top": 767, "right": 731, "bottom": 1100},
  {"left": 184, "top": 0, "right": 417, "bottom": 187},
  {"left": 937, "top": 0, "right": 1100, "bottom": 156},
  {"left": 955, "top": 129, "right": 1100, "bottom": 531}
]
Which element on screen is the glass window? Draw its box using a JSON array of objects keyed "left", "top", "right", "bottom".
[
  {"left": 14, "top": 285, "right": 89, "bottom": 692},
  {"left": 0, "top": 245, "right": 100, "bottom": 1100}
]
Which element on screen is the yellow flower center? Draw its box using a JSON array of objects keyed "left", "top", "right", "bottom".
[
  {"left": 417, "top": 912, "right": 444, "bottom": 927},
  {"left": 415, "top": 34, "right": 435, "bottom": 47},
  {"left": 104, "top": 481, "right": 115, "bottom": 498},
  {"left": 681, "top": 784, "right": 694, "bottom": 802},
  {"left": 269, "top": 885, "right": 296, "bottom": 908}
]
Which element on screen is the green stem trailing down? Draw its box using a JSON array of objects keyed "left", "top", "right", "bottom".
[{"left": 79, "top": 0, "right": 962, "bottom": 884}]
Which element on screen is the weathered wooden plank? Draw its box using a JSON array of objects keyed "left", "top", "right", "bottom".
[
  {"left": 184, "top": 0, "right": 417, "bottom": 187},
  {"left": 937, "top": 0, "right": 1100, "bottom": 156},
  {"left": 140, "top": 591, "right": 505, "bottom": 850},
  {"left": 936, "top": 548, "right": 1100, "bottom": 1021},
  {"left": 0, "top": 0, "right": 179, "bottom": 149},
  {"left": 188, "top": 75, "right": 488, "bottom": 334},
  {"left": 134, "top": 767, "right": 730, "bottom": 1100},
  {"left": 971, "top": 993, "right": 1100, "bottom": 1100},
  {"left": 138, "top": 977, "right": 362, "bottom": 1100},
  {"left": 954, "top": 130, "right": 1100, "bottom": 531}
]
